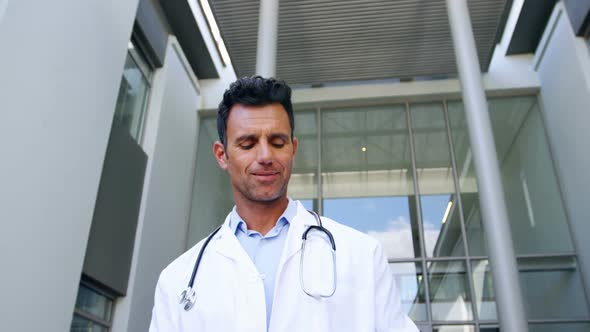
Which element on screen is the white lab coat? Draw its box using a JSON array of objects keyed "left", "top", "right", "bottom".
[{"left": 149, "top": 201, "right": 419, "bottom": 332}]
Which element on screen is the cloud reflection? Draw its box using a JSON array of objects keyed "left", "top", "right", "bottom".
[{"left": 366, "top": 216, "right": 441, "bottom": 260}]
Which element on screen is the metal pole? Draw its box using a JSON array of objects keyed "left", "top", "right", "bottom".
[
  {"left": 255, "top": 0, "right": 278, "bottom": 77},
  {"left": 316, "top": 107, "right": 323, "bottom": 215},
  {"left": 446, "top": 1, "right": 528, "bottom": 331}
]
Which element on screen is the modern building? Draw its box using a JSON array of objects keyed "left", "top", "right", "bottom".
[{"left": 1, "top": 0, "right": 589, "bottom": 331}]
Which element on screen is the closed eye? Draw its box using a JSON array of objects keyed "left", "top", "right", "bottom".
[
  {"left": 239, "top": 142, "right": 255, "bottom": 150},
  {"left": 235, "top": 135, "right": 257, "bottom": 149},
  {"left": 270, "top": 135, "right": 288, "bottom": 148}
]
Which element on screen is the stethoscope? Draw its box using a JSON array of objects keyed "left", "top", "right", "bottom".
[{"left": 179, "top": 210, "right": 337, "bottom": 311}]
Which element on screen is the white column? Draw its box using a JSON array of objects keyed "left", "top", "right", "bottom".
[
  {"left": 446, "top": 1, "right": 528, "bottom": 331},
  {"left": 255, "top": 0, "right": 279, "bottom": 77}
]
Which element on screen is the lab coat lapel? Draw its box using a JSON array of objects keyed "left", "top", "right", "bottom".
[
  {"left": 212, "top": 213, "right": 252, "bottom": 266},
  {"left": 277, "top": 202, "right": 317, "bottom": 274}
]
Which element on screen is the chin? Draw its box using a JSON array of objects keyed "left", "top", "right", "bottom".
[
  {"left": 248, "top": 191, "right": 286, "bottom": 203},
  {"left": 253, "top": 194, "right": 282, "bottom": 203}
]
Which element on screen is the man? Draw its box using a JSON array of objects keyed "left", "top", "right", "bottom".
[{"left": 149, "top": 76, "right": 418, "bottom": 332}]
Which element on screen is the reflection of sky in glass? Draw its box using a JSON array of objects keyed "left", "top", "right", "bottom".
[
  {"left": 421, "top": 195, "right": 451, "bottom": 229},
  {"left": 319, "top": 195, "right": 452, "bottom": 259},
  {"left": 421, "top": 194, "right": 452, "bottom": 257},
  {"left": 324, "top": 197, "right": 409, "bottom": 233},
  {"left": 324, "top": 197, "right": 417, "bottom": 259}
]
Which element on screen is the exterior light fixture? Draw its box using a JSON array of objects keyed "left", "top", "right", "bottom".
[
  {"left": 441, "top": 201, "right": 453, "bottom": 224},
  {"left": 199, "top": 0, "right": 232, "bottom": 66}
]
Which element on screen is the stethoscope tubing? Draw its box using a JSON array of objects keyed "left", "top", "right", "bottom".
[
  {"left": 188, "top": 225, "right": 222, "bottom": 288},
  {"left": 180, "top": 209, "right": 336, "bottom": 310}
]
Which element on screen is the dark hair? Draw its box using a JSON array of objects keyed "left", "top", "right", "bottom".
[{"left": 217, "top": 76, "right": 294, "bottom": 146}]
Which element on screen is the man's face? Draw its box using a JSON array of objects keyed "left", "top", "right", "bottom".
[{"left": 214, "top": 103, "right": 298, "bottom": 204}]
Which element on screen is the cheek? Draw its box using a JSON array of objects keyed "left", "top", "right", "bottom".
[
  {"left": 228, "top": 154, "right": 253, "bottom": 172},
  {"left": 280, "top": 156, "right": 295, "bottom": 172}
]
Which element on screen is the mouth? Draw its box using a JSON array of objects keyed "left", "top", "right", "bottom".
[{"left": 251, "top": 171, "right": 280, "bottom": 181}]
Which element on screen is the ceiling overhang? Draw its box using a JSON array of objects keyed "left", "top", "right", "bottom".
[
  {"left": 210, "top": 0, "right": 510, "bottom": 86},
  {"left": 160, "top": 0, "right": 220, "bottom": 78}
]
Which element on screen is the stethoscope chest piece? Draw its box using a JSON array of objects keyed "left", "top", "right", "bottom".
[{"left": 179, "top": 286, "right": 196, "bottom": 311}]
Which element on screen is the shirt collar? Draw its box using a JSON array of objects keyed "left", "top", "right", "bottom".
[{"left": 229, "top": 198, "right": 297, "bottom": 235}]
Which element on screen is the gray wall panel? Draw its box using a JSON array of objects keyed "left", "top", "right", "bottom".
[
  {"left": 537, "top": 5, "right": 590, "bottom": 304},
  {"left": 0, "top": 1, "right": 140, "bottom": 331},
  {"left": 83, "top": 125, "right": 148, "bottom": 296},
  {"left": 136, "top": 0, "right": 169, "bottom": 67}
]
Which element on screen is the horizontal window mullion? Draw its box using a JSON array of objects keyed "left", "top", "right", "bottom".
[
  {"left": 73, "top": 309, "right": 111, "bottom": 328},
  {"left": 528, "top": 318, "right": 590, "bottom": 324}
]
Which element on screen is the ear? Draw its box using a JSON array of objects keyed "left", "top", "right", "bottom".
[
  {"left": 213, "top": 141, "right": 228, "bottom": 170},
  {"left": 292, "top": 136, "right": 299, "bottom": 157}
]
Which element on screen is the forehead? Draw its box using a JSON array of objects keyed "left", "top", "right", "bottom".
[{"left": 226, "top": 103, "right": 291, "bottom": 135}]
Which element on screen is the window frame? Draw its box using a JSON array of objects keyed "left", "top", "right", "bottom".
[{"left": 71, "top": 279, "right": 116, "bottom": 331}]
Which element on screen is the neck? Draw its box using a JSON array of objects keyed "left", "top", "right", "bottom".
[{"left": 234, "top": 196, "right": 289, "bottom": 236}]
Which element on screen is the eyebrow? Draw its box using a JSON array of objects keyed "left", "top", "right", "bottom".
[{"left": 234, "top": 134, "right": 258, "bottom": 144}]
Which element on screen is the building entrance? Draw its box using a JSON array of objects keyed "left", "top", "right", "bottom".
[{"left": 190, "top": 95, "right": 590, "bottom": 331}]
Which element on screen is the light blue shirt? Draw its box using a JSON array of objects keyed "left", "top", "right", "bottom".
[{"left": 229, "top": 199, "right": 297, "bottom": 330}]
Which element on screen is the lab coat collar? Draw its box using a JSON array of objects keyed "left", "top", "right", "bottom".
[
  {"left": 211, "top": 214, "right": 252, "bottom": 264},
  {"left": 228, "top": 198, "right": 298, "bottom": 235},
  {"left": 212, "top": 200, "right": 316, "bottom": 266}
]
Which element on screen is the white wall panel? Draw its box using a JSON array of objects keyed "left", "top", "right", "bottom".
[{"left": 0, "top": 1, "right": 139, "bottom": 331}]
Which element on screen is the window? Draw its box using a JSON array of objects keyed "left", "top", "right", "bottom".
[
  {"left": 70, "top": 282, "right": 114, "bottom": 332},
  {"left": 112, "top": 38, "right": 153, "bottom": 142},
  {"left": 191, "top": 95, "right": 590, "bottom": 330}
]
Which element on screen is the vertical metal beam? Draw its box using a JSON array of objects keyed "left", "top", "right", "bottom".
[
  {"left": 316, "top": 107, "right": 323, "bottom": 215},
  {"left": 255, "top": 0, "right": 279, "bottom": 77},
  {"left": 446, "top": 1, "right": 528, "bottom": 331},
  {"left": 443, "top": 100, "right": 480, "bottom": 331},
  {"left": 405, "top": 103, "right": 433, "bottom": 326}
]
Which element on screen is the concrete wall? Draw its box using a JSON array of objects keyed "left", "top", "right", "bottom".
[
  {"left": 0, "top": 1, "right": 139, "bottom": 331},
  {"left": 534, "top": 1, "right": 590, "bottom": 302},
  {"left": 111, "top": 39, "right": 200, "bottom": 332}
]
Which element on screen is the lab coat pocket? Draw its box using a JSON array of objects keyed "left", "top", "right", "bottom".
[{"left": 179, "top": 259, "right": 239, "bottom": 331}]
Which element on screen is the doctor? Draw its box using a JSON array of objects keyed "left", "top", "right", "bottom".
[{"left": 149, "top": 76, "right": 419, "bottom": 332}]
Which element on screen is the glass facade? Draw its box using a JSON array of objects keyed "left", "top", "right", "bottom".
[
  {"left": 112, "top": 40, "right": 152, "bottom": 142},
  {"left": 194, "top": 95, "right": 589, "bottom": 331}
]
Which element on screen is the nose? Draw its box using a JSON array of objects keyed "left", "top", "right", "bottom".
[{"left": 256, "top": 140, "right": 274, "bottom": 165}]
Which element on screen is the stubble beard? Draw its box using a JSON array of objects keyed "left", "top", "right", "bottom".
[{"left": 238, "top": 174, "right": 291, "bottom": 204}]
